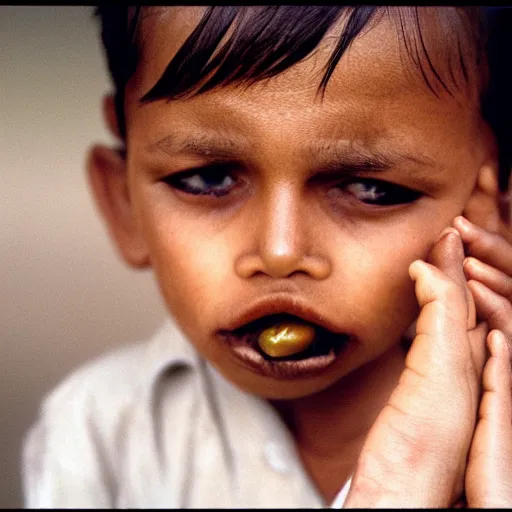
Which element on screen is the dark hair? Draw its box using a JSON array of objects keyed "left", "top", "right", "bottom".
[{"left": 94, "top": 6, "right": 512, "bottom": 192}]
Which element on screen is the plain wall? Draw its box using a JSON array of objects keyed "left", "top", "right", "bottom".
[{"left": 1, "top": 7, "right": 167, "bottom": 507}]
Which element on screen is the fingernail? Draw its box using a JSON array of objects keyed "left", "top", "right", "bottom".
[
  {"left": 490, "top": 329, "right": 508, "bottom": 356},
  {"left": 463, "top": 256, "right": 479, "bottom": 270},
  {"left": 436, "top": 226, "right": 459, "bottom": 242},
  {"left": 454, "top": 216, "right": 473, "bottom": 232},
  {"left": 408, "top": 259, "right": 424, "bottom": 280}
]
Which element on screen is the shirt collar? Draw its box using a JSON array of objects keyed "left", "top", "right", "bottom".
[{"left": 143, "top": 316, "right": 198, "bottom": 385}]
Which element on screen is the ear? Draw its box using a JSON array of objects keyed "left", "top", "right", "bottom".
[
  {"left": 463, "top": 161, "right": 512, "bottom": 243},
  {"left": 86, "top": 144, "right": 150, "bottom": 269},
  {"left": 463, "top": 119, "right": 512, "bottom": 242},
  {"left": 463, "top": 163, "right": 500, "bottom": 231}
]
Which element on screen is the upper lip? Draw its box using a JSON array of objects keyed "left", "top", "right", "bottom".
[{"left": 218, "top": 294, "right": 346, "bottom": 335}]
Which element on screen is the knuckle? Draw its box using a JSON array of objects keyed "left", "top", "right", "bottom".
[{"left": 488, "top": 294, "right": 512, "bottom": 326}]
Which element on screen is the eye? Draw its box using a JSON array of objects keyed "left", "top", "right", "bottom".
[
  {"left": 164, "top": 165, "right": 237, "bottom": 197},
  {"left": 339, "top": 178, "right": 422, "bottom": 206}
]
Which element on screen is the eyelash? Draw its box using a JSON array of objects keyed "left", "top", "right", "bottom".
[
  {"left": 163, "top": 166, "right": 422, "bottom": 205},
  {"left": 164, "top": 165, "right": 238, "bottom": 197},
  {"left": 339, "top": 179, "right": 422, "bottom": 205}
]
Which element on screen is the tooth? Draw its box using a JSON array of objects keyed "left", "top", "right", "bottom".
[{"left": 258, "top": 323, "right": 316, "bottom": 358}]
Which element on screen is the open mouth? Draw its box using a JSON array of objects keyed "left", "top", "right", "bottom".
[{"left": 219, "top": 313, "right": 350, "bottom": 379}]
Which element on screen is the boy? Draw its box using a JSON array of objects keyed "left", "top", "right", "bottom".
[{"left": 22, "top": 6, "right": 512, "bottom": 507}]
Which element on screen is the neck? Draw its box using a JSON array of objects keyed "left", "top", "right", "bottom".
[{"left": 270, "top": 342, "right": 406, "bottom": 503}]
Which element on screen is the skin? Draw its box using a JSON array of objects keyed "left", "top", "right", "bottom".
[{"left": 87, "top": 7, "right": 512, "bottom": 506}]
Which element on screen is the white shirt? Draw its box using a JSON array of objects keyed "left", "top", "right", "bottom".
[{"left": 22, "top": 318, "right": 352, "bottom": 508}]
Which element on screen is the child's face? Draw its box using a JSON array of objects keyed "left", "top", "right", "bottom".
[{"left": 117, "top": 8, "right": 494, "bottom": 399}]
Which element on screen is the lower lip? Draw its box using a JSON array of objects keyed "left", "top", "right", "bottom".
[{"left": 220, "top": 332, "right": 350, "bottom": 380}]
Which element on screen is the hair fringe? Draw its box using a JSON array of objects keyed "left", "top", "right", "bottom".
[{"left": 94, "top": 6, "right": 511, "bottom": 191}]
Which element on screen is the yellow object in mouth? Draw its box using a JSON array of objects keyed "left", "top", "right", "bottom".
[{"left": 258, "top": 323, "right": 316, "bottom": 358}]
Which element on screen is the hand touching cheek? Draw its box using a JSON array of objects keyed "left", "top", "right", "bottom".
[{"left": 344, "top": 229, "right": 488, "bottom": 508}]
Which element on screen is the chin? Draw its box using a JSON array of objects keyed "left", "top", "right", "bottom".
[{"left": 211, "top": 358, "right": 350, "bottom": 400}]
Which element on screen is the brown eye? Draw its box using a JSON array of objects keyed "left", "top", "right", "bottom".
[
  {"left": 164, "top": 165, "right": 237, "bottom": 197},
  {"left": 341, "top": 179, "right": 422, "bottom": 205}
]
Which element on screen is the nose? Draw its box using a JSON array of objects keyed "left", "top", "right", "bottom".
[{"left": 234, "top": 185, "right": 331, "bottom": 280}]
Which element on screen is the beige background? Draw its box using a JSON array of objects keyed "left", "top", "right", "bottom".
[{"left": 1, "top": 6, "right": 167, "bottom": 507}]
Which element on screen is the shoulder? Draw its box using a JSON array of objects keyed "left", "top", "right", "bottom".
[
  {"left": 39, "top": 318, "right": 196, "bottom": 419},
  {"left": 42, "top": 338, "right": 153, "bottom": 415},
  {"left": 21, "top": 319, "right": 198, "bottom": 507},
  {"left": 23, "top": 318, "right": 199, "bottom": 460}
]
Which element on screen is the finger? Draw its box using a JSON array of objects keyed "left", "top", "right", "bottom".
[
  {"left": 467, "top": 279, "right": 512, "bottom": 341},
  {"left": 463, "top": 256, "right": 512, "bottom": 300},
  {"left": 427, "top": 228, "right": 476, "bottom": 329},
  {"left": 453, "top": 216, "right": 512, "bottom": 276},
  {"left": 427, "top": 228, "right": 467, "bottom": 289},
  {"left": 409, "top": 258, "right": 471, "bottom": 378},
  {"left": 466, "top": 330, "right": 512, "bottom": 508},
  {"left": 467, "top": 321, "right": 490, "bottom": 385},
  {"left": 480, "top": 330, "right": 512, "bottom": 422},
  {"left": 410, "top": 258, "right": 487, "bottom": 410}
]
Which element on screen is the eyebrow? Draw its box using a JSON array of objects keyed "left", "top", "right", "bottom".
[
  {"left": 307, "top": 139, "right": 439, "bottom": 174},
  {"left": 149, "top": 133, "right": 249, "bottom": 160},
  {"left": 148, "top": 132, "right": 440, "bottom": 174}
]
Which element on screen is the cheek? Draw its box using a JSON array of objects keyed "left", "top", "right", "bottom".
[
  {"left": 140, "top": 210, "right": 233, "bottom": 337},
  {"left": 332, "top": 221, "right": 434, "bottom": 347},
  {"left": 355, "top": 250, "right": 418, "bottom": 340}
]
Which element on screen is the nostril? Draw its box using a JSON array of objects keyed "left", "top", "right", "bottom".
[
  {"left": 233, "top": 251, "right": 300, "bottom": 279},
  {"left": 234, "top": 253, "right": 331, "bottom": 280}
]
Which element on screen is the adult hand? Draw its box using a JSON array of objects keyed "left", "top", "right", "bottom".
[{"left": 344, "top": 227, "right": 487, "bottom": 507}]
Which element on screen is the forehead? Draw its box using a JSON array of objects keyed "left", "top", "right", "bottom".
[
  {"left": 124, "top": 6, "right": 484, "bottom": 168},
  {"left": 131, "top": 6, "right": 482, "bottom": 100}
]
